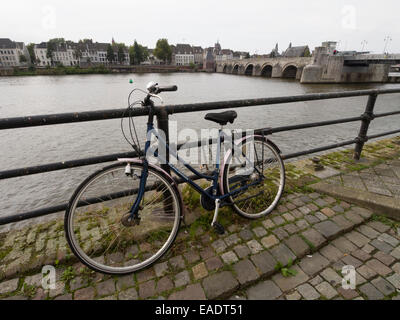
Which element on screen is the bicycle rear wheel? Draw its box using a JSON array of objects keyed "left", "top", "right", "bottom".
[
  {"left": 65, "top": 162, "right": 181, "bottom": 275},
  {"left": 222, "top": 136, "right": 285, "bottom": 219}
]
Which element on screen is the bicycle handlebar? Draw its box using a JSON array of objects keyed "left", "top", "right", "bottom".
[{"left": 154, "top": 85, "right": 178, "bottom": 94}]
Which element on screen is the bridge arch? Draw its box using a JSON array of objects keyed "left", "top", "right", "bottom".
[
  {"left": 244, "top": 64, "right": 254, "bottom": 76},
  {"left": 232, "top": 64, "right": 240, "bottom": 75},
  {"left": 282, "top": 64, "right": 298, "bottom": 79},
  {"left": 261, "top": 64, "right": 273, "bottom": 78},
  {"left": 222, "top": 64, "right": 228, "bottom": 73}
]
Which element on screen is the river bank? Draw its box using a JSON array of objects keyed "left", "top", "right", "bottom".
[{"left": 0, "top": 65, "right": 204, "bottom": 77}]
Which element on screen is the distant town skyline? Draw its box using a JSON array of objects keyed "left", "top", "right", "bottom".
[{"left": 1, "top": 0, "right": 400, "bottom": 54}]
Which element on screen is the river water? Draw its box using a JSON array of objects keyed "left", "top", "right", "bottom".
[{"left": 0, "top": 73, "right": 399, "bottom": 229}]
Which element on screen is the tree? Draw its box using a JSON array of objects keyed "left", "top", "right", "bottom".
[
  {"left": 46, "top": 40, "right": 57, "bottom": 65},
  {"left": 154, "top": 39, "right": 172, "bottom": 64},
  {"left": 106, "top": 44, "right": 115, "bottom": 64},
  {"left": 27, "top": 43, "right": 36, "bottom": 64},
  {"left": 74, "top": 48, "right": 82, "bottom": 61},
  {"left": 117, "top": 43, "right": 126, "bottom": 64},
  {"left": 129, "top": 40, "right": 149, "bottom": 65},
  {"left": 19, "top": 54, "right": 27, "bottom": 63}
]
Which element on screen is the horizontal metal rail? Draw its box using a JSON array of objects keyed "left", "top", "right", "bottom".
[{"left": 0, "top": 88, "right": 400, "bottom": 226}]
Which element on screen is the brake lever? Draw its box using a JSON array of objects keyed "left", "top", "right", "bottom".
[{"left": 148, "top": 93, "right": 164, "bottom": 105}]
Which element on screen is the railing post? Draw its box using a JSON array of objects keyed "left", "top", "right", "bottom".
[
  {"left": 156, "top": 108, "right": 171, "bottom": 174},
  {"left": 354, "top": 93, "right": 378, "bottom": 160}
]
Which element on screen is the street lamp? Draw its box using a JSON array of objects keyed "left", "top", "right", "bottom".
[{"left": 384, "top": 36, "right": 392, "bottom": 54}]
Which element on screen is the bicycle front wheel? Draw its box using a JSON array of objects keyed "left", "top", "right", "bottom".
[
  {"left": 223, "top": 136, "right": 285, "bottom": 219},
  {"left": 65, "top": 162, "right": 182, "bottom": 275}
]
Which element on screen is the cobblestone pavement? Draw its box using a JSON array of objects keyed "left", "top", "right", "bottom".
[
  {"left": 0, "top": 189, "right": 399, "bottom": 300},
  {"left": 324, "top": 159, "right": 400, "bottom": 198}
]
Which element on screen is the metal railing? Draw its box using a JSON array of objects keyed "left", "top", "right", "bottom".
[{"left": 1, "top": 88, "right": 400, "bottom": 226}]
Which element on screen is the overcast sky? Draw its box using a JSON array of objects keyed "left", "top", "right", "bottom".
[{"left": 2, "top": 0, "right": 399, "bottom": 54}]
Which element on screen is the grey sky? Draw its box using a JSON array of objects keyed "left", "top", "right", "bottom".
[{"left": 2, "top": 0, "right": 399, "bottom": 54}]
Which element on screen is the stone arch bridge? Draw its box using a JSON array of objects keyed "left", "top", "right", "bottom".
[{"left": 216, "top": 57, "right": 313, "bottom": 80}]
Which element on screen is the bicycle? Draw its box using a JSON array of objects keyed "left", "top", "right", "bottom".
[{"left": 65, "top": 82, "right": 286, "bottom": 275}]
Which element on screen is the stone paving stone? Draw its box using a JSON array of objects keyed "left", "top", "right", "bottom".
[
  {"left": 392, "top": 262, "right": 400, "bottom": 274},
  {"left": 262, "top": 220, "right": 275, "bottom": 229},
  {"left": 301, "top": 228, "right": 327, "bottom": 249},
  {"left": 225, "top": 234, "right": 241, "bottom": 247},
  {"left": 386, "top": 273, "right": 400, "bottom": 289},
  {"left": 250, "top": 251, "right": 277, "bottom": 277},
  {"left": 247, "top": 240, "right": 263, "bottom": 254},
  {"left": 154, "top": 262, "right": 169, "bottom": 278},
  {"left": 357, "top": 225, "right": 380, "bottom": 239},
  {"left": 299, "top": 253, "right": 330, "bottom": 276},
  {"left": 96, "top": 279, "right": 115, "bottom": 297},
  {"left": 357, "top": 265, "right": 377, "bottom": 280},
  {"left": 356, "top": 272, "right": 367, "bottom": 286},
  {"left": 370, "top": 239, "right": 394, "bottom": 254},
  {"left": 378, "top": 233, "right": 400, "bottom": 247},
  {"left": 345, "top": 231, "right": 370, "bottom": 248},
  {"left": 337, "top": 287, "right": 359, "bottom": 300},
  {"left": 252, "top": 227, "right": 267, "bottom": 238},
  {"left": 273, "top": 227, "right": 289, "bottom": 240},
  {"left": 332, "top": 237, "right": 357, "bottom": 254},
  {"left": 174, "top": 270, "right": 190, "bottom": 288},
  {"left": 352, "top": 207, "right": 373, "bottom": 219},
  {"left": 169, "top": 255, "right": 185, "bottom": 271},
  {"left": 272, "top": 265, "right": 309, "bottom": 292},
  {"left": 284, "top": 224, "right": 300, "bottom": 235},
  {"left": 309, "top": 192, "right": 320, "bottom": 199},
  {"left": 200, "top": 247, "right": 215, "bottom": 260},
  {"left": 320, "top": 207, "right": 335, "bottom": 218},
  {"left": 283, "top": 213, "right": 295, "bottom": 222},
  {"left": 139, "top": 280, "right": 156, "bottom": 299},
  {"left": 305, "top": 215, "right": 320, "bottom": 225},
  {"left": 307, "top": 203, "right": 319, "bottom": 212},
  {"left": 296, "top": 219, "right": 309, "bottom": 230},
  {"left": 331, "top": 205, "right": 345, "bottom": 213},
  {"left": 362, "top": 243, "right": 375, "bottom": 254},
  {"left": 221, "top": 251, "right": 239, "bottom": 264},
  {"left": 297, "top": 283, "right": 320, "bottom": 300},
  {"left": 261, "top": 235, "right": 279, "bottom": 249},
  {"left": 270, "top": 243, "right": 296, "bottom": 265},
  {"left": 202, "top": 271, "right": 239, "bottom": 300},
  {"left": 272, "top": 216, "right": 286, "bottom": 226},
  {"left": 374, "top": 251, "right": 395, "bottom": 266},
  {"left": 366, "top": 259, "right": 392, "bottom": 277},
  {"left": 309, "top": 275, "right": 323, "bottom": 286},
  {"left": 286, "top": 291, "right": 301, "bottom": 300},
  {"left": 192, "top": 263, "right": 208, "bottom": 280},
  {"left": 205, "top": 256, "right": 223, "bottom": 271},
  {"left": 292, "top": 198, "right": 305, "bottom": 207},
  {"left": 368, "top": 221, "right": 391, "bottom": 233},
  {"left": 286, "top": 202, "right": 296, "bottom": 210},
  {"left": 234, "top": 244, "right": 251, "bottom": 259},
  {"left": 116, "top": 275, "right": 135, "bottom": 291},
  {"left": 239, "top": 229, "right": 254, "bottom": 241},
  {"left": 211, "top": 239, "right": 227, "bottom": 253},
  {"left": 314, "top": 212, "right": 328, "bottom": 221},
  {"left": 316, "top": 281, "right": 337, "bottom": 299},
  {"left": 391, "top": 247, "right": 400, "bottom": 260},
  {"left": 278, "top": 205, "right": 288, "bottom": 213},
  {"left": 291, "top": 209, "right": 303, "bottom": 219},
  {"left": 247, "top": 280, "right": 282, "bottom": 300},
  {"left": 331, "top": 215, "right": 354, "bottom": 233},
  {"left": 314, "top": 221, "right": 342, "bottom": 240},
  {"left": 344, "top": 211, "right": 364, "bottom": 225},
  {"left": 233, "top": 259, "right": 259, "bottom": 286},
  {"left": 74, "top": 287, "right": 95, "bottom": 300},
  {"left": 24, "top": 273, "right": 42, "bottom": 288},
  {"left": 359, "top": 283, "right": 384, "bottom": 300},
  {"left": 371, "top": 277, "right": 396, "bottom": 296},
  {"left": 184, "top": 251, "right": 200, "bottom": 264},
  {"left": 168, "top": 283, "right": 206, "bottom": 300},
  {"left": 118, "top": 288, "right": 138, "bottom": 300},
  {"left": 156, "top": 277, "right": 173, "bottom": 294},
  {"left": 320, "top": 268, "right": 342, "bottom": 287},
  {"left": 351, "top": 249, "right": 371, "bottom": 262},
  {"left": 284, "top": 234, "right": 310, "bottom": 257},
  {"left": 0, "top": 278, "right": 19, "bottom": 294},
  {"left": 341, "top": 255, "right": 363, "bottom": 269},
  {"left": 315, "top": 198, "right": 328, "bottom": 207}
]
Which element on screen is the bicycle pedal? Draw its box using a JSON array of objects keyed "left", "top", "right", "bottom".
[{"left": 213, "top": 222, "right": 225, "bottom": 235}]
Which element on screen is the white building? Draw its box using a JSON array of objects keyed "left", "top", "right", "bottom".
[
  {"left": 173, "top": 44, "right": 195, "bottom": 66},
  {"left": 216, "top": 49, "right": 234, "bottom": 62},
  {"left": 0, "top": 38, "right": 30, "bottom": 68},
  {"left": 34, "top": 42, "right": 78, "bottom": 67}
]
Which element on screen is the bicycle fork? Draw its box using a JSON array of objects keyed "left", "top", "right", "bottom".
[{"left": 211, "top": 199, "right": 225, "bottom": 235}]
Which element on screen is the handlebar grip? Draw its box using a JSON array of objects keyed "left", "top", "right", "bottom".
[{"left": 156, "top": 85, "right": 178, "bottom": 93}]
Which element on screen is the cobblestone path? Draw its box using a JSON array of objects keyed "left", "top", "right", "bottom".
[{"left": 1, "top": 190, "right": 399, "bottom": 300}]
